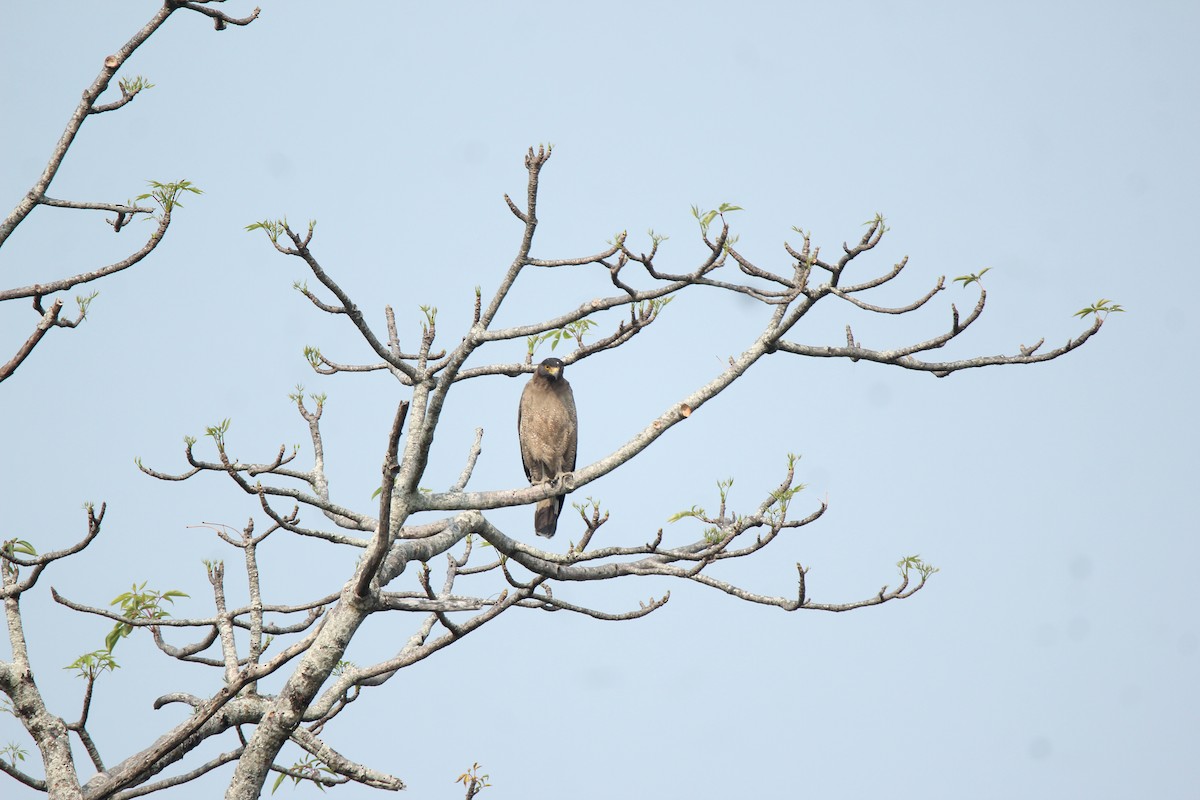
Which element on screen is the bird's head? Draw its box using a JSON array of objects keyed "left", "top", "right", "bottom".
[{"left": 537, "top": 357, "right": 565, "bottom": 381}]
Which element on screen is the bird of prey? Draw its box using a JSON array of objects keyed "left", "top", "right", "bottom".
[{"left": 517, "top": 357, "right": 578, "bottom": 538}]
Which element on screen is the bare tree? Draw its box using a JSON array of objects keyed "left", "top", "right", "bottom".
[
  {"left": 1, "top": 7, "right": 1123, "bottom": 800},
  {"left": 0, "top": 1, "right": 259, "bottom": 384}
]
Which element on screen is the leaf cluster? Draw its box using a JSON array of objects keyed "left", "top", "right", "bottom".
[
  {"left": 1, "top": 538, "right": 36, "bottom": 578},
  {"left": 952, "top": 267, "right": 991, "bottom": 288},
  {"left": 419, "top": 305, "right": 438, "bottom": 332},
  {"left": 117, "top": 75, "right": 155, "bottom": 95},
  {"left": 896, "top": 555, "right": 939, "bottom": 580},
  {"left": 136, "top": 179, "right": 202, "bottom": 217},
  {"left": 0, "top": 742, "right": 28, "bottom": 768},
  {"left": 1, "top": 539, "right": 36, "bottom": 558},
  {"left": 636, "top": 296, "right": 673, "bottom": 319},
  {"left": 271, "top": 755, "right": 335, "bottom": 794},
  {"left": 64, "top": 649, "right": 119, "bottom": 679},
  {"left": 247, "top": 217, "right": 316, "bottom": 245},
  {"left": 527, "top": 317, "right": 598, "bottom": 355},
  {"left": 1073, "top": 298, "right": 1126, "bottom": 318},
  {"left": 690, "top": 202, "right": 743, "bottom": 237},
  {"left": 104, "top": 582, "right": 189, "bottom": 653},
  {"left": 205, "top": 418, "right": 231, "bottom": 449},
  {"left": 455, "top": 762, "right": 492, "bottom": 797},
  {"left": 666, "top": 505, "right": 705, "bottom": 524}
]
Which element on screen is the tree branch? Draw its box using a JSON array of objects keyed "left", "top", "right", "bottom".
[
  {"left": 778, "top": 311, "right": 1105, "bottom": 377},
  {"left": 0, "top": 298, "right": 63, "bottom": 383}
]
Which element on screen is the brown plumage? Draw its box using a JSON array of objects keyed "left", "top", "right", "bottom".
[{"left": 517, "top": 357, "right": 578, "bottom": 538}]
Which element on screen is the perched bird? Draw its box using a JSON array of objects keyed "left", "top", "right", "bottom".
[{"left": 517, "top": 357, "right": 578, "bottom": 538}]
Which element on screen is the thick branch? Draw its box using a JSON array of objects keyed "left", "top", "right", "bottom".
[
  {"left": 290, "top": 727, "right": 405, "bottom": 791},
  {"left": 81, "top": 632, "right": 319, "bottom": 798}
]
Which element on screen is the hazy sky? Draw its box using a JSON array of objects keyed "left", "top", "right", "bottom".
[{"left": 2, "top": 2, "right": 1197, "bottom": 798}]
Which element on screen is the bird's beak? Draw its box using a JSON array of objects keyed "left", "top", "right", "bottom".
[{"left": 545, "top": 366, "right": 560, "bottom": 378}]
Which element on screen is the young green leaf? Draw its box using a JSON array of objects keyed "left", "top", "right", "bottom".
[{"left": 952, "top": 267, "right": 991, "bottom": 288}]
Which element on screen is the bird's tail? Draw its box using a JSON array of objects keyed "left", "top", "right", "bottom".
[{"left": 534, "top": 497, "right": 561, "bottom": 538}]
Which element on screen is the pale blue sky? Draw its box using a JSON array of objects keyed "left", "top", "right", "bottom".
[{"left": 2, "top": 2, "right": 1197, "bottom": 798}]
